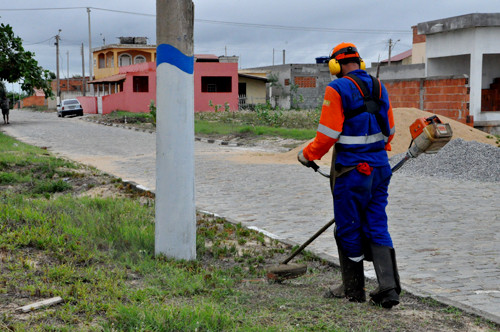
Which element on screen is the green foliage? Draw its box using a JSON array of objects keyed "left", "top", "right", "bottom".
[
  {"left": 290, "top": 83, "right": 304, "bottom": 110},
  {"left": 254, "top": 102, "right": 284, "bottom": 127},
  {"left": 149, "top": 100, "right": 156, "bottom": 126},
  {"left": 0, "top": 23, "right": 53, "bottom": 97},
  {"left": 31, "top": 179, "right": 72, "bottom": 194}
]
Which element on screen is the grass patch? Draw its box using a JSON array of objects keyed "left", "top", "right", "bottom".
[
  {"left": 195, "top": 120, "right": 316, "bottom": 141},
  {"left": 105, "top": 110, "right": 153, "bottom": 124},
  {"left": 0, "top": 133, "right": 80, "bottom": 197},
  {"left": 1, "top": 132, "right": 498, "bottom": 331}
]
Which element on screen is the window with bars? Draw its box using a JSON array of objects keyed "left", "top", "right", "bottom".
[
  {"left": 201, "top": 76, "right": 232, "bottom": 92},
  {"left": 133, "top": 76, "right": 149, "bottom": 92}
]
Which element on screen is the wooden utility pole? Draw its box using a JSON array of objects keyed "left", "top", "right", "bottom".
[
  {"left": 388, "top": 38, "right": 400, "bottom": 66},
  {"left": 155, "top": 0, "right": 196, "bottom": 260}
]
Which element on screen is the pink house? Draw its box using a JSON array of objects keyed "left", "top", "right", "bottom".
[
  {"left": 193, "top": 55, "right": 239, "bottom": 112},
  {"left": 87, "top": 55, "right": 239, "bottom": 114}
]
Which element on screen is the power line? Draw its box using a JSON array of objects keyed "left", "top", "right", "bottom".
[
  {"left": 0, "top": 7, "right": 87, "bottom": 11},
  {"left": 1, "top": 6, "right": 411, "bottom": 35},
  {"left": 24, "top": 36, "right": 54, "bottom": 46},
  {"left": 195, "top": 19, "right": 410, "bottom": 34}
]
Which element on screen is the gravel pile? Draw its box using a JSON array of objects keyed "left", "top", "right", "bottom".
[{"left": 389, "top": 138, "right": 500, "bottom": 182}]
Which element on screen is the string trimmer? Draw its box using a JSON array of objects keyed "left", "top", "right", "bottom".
[{"left": 266, "top": 115, "right": 453, "bottom": 282}]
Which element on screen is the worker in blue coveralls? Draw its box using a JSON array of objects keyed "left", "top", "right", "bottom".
[{"left": 297, "top": 42, "right": 400, "bottom": 308}]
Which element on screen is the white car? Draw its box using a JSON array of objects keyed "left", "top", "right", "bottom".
[{"left": 57, "top": 99, "right": 84, "bottom": 117}]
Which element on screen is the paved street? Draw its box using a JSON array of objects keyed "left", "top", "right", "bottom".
[{"left": 2, "top": 109, "right": 499, "bottom": 325}]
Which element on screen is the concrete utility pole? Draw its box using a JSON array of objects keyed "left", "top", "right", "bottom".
[
  {"left": 155, "top": 0, "right": 196, "bottom": 260},
  {"left": 55, "top": 29, "right": 61, "bottom": 99},
  {"left": 81, "top": 43, "right": 86, "bottom": 96},
  {"left": 87, "top": 8, "right": 93, "bottom": 83},
  {"left": 66, "top": 51, "right": 69, "bottom": 91}
]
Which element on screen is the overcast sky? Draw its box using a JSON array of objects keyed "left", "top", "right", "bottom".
[{"left": 1, "top": 1, "right": 500, "bottom": 92}]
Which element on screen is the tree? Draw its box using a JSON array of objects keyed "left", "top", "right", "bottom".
[{"left": 0, "top": 23, "right": 53, "bottom": 97}]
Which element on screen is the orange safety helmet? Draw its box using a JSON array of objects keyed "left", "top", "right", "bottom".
[{"left": 328, "top": 42, "right": 366, "bottom": 76}]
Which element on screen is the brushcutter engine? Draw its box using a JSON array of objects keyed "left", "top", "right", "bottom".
[
  {"left": 407, "top": 115, "right": 453, "bottom": 158},
  {"left": 391, "top": 115, "right": 453, "bottom": 173}
]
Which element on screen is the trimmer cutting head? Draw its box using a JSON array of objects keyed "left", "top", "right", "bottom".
[{"left": 266, "top": 263, "right": 308, "bottom": 282}]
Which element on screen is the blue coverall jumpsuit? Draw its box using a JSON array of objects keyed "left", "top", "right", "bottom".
[{"left": 302, "top": 69, "right": 396, "bottom": 259}]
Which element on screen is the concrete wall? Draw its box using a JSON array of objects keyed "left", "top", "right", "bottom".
[
  {"left": 366, "top": 63, "right": 426, "bottom": 80},
  {"left": 270, "top": 66, "right": 292, "bottom": 109},
  {"left": 427, "top": 54, "right": 470, "bottom": 77},
  {"left": 77, "top": 96, "right": 98, "bottom": 114},
  {"left": 292, "top": 63, "right": 331, "bottom": 109},
  {"left": 412, "top": 43, "right": 426, "bottom": 64}
]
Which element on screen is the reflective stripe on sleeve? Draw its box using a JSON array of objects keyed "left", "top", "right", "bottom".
[
  {"left": 338, "top": 132, "right": 385, "bottom": 145},
  {"left": 390, "top": 126, "right": 395, "bottom": 136},
  {"left": 317, "top": 124, "right": 341, "bottom": 140}
]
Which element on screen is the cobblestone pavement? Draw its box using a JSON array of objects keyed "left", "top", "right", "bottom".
[{"left": 2, "top": 110, "right": 499, "bottom": 324}]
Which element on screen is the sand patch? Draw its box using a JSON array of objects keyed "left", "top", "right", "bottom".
[{"left": 227, "top": 108, "right": 497, "bottom": 165}]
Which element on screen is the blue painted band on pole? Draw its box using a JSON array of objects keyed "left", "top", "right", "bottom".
[{"left": 156, "top": 44, "right": 194, "bottom": 74}]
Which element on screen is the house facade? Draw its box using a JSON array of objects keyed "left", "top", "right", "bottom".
[
  {"left": 245, "top": 63, "right": 332, "bottom": 110},
  {"left": 92, "top": 37, "right": 156, "bottom": 81},
  {"left": 368, "top": 13, "right": 500, "bottom": 132},
  {"left": 237, "top": 70, "right": 269, "bottom": 107},
  {"left": 418, "top": 13, "right": 500, "bottom": 132},
  {"left": 85, "top": 52, "right": 241, "bottom": 114}
]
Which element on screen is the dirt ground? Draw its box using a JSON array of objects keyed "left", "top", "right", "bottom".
[{"left": 195, "top": 213, "right": 497, "bottom": 332}]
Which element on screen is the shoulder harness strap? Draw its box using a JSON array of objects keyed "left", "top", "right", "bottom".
[{"left": 343, "top": 73, "right": 381, "bottom": 120}]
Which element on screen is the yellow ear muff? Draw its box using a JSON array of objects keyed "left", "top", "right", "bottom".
[
  {"left": 328, "top": 58, "right": 341, "bottom": 75},
  {"left": 329, "top": 57, "right": 366, "bottom": 75},
  {"left": 360, "top": 58, "right": 366, "bottom": 70}
]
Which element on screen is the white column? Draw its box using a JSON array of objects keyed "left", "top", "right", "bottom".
[
  {"left": 469, "top": 45, "right": 483, "bottom": 122},
  {"left": 155, "top": 0, "right": 196, "bottom": 260}
]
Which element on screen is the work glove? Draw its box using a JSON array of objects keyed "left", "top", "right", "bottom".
[{"left": 297, "top": 149, "right": 318, "bottom": 170}]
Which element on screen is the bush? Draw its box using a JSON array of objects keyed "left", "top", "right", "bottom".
[{"left": 149, "top": 100, "right": 156, "bottom": 126}]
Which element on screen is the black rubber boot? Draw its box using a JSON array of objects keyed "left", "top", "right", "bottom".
[
  {"left": 369, "top": 244, "right": 401, "bottom": 309},
  {"left": 324, "top": 244, "right": 366, "bottom": 302}
]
